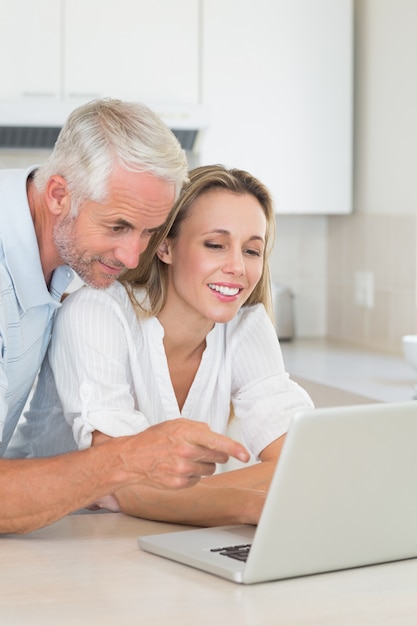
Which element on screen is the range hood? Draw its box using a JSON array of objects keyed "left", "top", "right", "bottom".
[{"left": 0, "top": 99, "right": 208, "bottom": 153}]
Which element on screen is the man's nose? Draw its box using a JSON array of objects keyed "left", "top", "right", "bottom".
[{"left": 114, "top": 236, "right": 148, "bottom": 270}]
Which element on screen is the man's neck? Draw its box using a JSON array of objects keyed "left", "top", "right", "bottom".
[{"left": 26, "top": 177, "right": 59, "bottom": 285}]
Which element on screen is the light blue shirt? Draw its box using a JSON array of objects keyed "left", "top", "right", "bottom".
[{"left": 0, "top": 167, "right": 73, "bottom": 456}]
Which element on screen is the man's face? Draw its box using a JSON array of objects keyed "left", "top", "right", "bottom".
[{"left": 54, "top": 168, "right": 175, "bottom": 288}]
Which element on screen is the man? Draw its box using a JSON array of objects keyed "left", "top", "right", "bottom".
[{"left": 0, "top": 98, "right": 249, "bottom": 534}]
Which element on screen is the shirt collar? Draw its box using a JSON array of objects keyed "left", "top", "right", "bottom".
[{"left": 0, "top": 166, "right": 74, "bottom": 310}]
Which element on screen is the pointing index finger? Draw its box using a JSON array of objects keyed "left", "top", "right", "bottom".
[{"left": 204, "top": 431, "right": 250, "bottom": 463}]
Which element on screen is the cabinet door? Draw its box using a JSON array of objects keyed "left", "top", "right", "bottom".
[
  {"left": 0, "top": 0, "right": 61, "bottom": 99},
  {"left": 64, "top": 0, "right": 199, "bottom": 104},
  {"left": 201, "top": 0, "right": 353, "bottom": 214}
]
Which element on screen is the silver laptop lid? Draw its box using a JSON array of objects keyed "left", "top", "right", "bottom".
[
  {"left": 139, "top": 401, "right": 417, "bottom": 584},
  {"left": 243, "top": 401, "right": 417, "bottom": 582}
]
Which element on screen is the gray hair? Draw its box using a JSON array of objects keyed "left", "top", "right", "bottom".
[{"left": 34, "top": 98, "right": 189, "bottom": 214}]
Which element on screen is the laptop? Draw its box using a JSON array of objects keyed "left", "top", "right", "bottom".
[{"left": 138, "top": 401, "right": 417, "bottom": 584}]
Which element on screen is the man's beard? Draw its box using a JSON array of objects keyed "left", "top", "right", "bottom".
[{"left": 53, "top": 214, "right": 124, "bottom": 289}]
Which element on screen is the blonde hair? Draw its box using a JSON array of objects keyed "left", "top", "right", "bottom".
[{"left": 121, "top": 164, "right": 276, "bottom": 320}]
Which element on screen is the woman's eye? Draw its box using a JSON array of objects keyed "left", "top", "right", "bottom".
[
  {"left": 245, "top": 248, "right": 262, "bottom": 257},
  {"left": 204, "top": 242, "right": 223, "bottom": 249}
]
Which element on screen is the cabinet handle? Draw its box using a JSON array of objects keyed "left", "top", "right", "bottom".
[
  {"left": 21, "top": 92, "right": 58, "bottom": 98},
  {"left": 66, "top": 93, "right": 101, "bottom": 99}
]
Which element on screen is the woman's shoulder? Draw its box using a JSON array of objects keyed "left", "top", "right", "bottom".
[
  {"left": 58, "top": 281, "right": 135, "bottom": 321},
  {"left": 232, "top": 302, "right": 270, "bottom": 327},
  {"left": 224, "top": 303, "right": 276, "bottom": 342},
  {"left": 62, "top": 280, "right": 128, "bottom": 305}
]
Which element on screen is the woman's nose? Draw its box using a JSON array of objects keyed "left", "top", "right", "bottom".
[{"left": 223, "top": 249, "right": 245, "bottom": 276}]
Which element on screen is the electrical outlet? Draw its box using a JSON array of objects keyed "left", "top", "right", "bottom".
[{"left": 354, "top": 271, "right": 374, "bottom": 308}]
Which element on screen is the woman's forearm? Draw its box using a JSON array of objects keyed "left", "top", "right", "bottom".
[
  {"left": 201, "top": 435, "right": 286, "bottom": 491},
  {"left": 201, "top": 460, "right": 276, "bottom": 491},
  {"left": 116, "top": 480, "right": 267, "bottom": 527}
]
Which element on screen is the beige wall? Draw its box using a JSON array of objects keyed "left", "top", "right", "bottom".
[
  {"left": 270, "top": 215, "right": 328, "bottom": 337},
  {"left": 327, "top": 213, "right": 417, "bottom": 353},
  {"left": 327, "top": 0, "right": 417, "bottom": 354},
  {"left": 269, "top": 0, "right": 417, "bottom": 350},
  {"left": 270, "top": 0, "right": 417, "bottom": 350}
]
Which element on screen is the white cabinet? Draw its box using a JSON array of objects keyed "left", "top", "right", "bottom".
[
  {"left": 0, "top": 0, "right": 61, "bottom": 99},
  {"left": 201, "top": 0, "right": 353, "bottom": 214},
  {"left": 0, "top": 0, "right": 352, "bottom": 214},
  {"left": 0, "top": 0, "right": 199, "bottom": 104},
  {"left": 63, "top": 0, "right": 199, "bottom": 103}
]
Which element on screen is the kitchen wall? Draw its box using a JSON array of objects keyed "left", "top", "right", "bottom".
[
  {"left": 0, "top": 150, "right": 49, "bottom": 170},
  {"left": 326, "top": 0, "right": 417, "bottom": 354},
  {"left": 270, "top": 214, "right": 328, "bottom": 338},
  {"left": 269, "top": 0, "right": 417, "bottom": 354}
]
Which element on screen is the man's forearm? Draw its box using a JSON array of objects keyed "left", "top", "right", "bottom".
[
  {"left": 0, "top": 419, "right": 249, "bottom": 534},
  {"left": 0, "top": 447, "right": 123, "bottom": 534}
]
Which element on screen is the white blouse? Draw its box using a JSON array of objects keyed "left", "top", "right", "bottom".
[{"left": 12, "top": 281, "right": 313, "bottom": 460}]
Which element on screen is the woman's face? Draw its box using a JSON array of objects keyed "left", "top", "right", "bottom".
[{"left": 160, "top": 189, "right": 267, "bottom": 325}]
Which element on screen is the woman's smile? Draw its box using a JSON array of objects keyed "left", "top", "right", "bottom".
[{"left": 207, "top": 283, "right": 242, "bottom": 297}]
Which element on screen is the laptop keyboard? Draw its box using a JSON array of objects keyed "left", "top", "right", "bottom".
[{"left": 210, "top": 543, "right": 252, "bottom": 562}]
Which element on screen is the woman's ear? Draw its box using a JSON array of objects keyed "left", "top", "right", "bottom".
[{"left": 156, "top": 239, "right": 173, "bottom": 265}]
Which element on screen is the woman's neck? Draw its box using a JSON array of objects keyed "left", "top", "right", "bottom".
[
  {"left": 157, "top": 304, "right": 214, "bottom": 412},
  {"left": 157, "top": 299, "right": 214, "bottom": 355}
]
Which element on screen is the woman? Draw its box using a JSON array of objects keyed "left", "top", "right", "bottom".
[{"left": 16, "top": 165, "right": 313, "bottom": 525}]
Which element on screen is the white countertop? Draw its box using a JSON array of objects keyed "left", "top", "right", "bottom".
[
  {"left": 3, "top": 511, "right": 417, "bottom": 625},
  {"left": 281, "top": 337, "right": 417, "bottom": 403}
]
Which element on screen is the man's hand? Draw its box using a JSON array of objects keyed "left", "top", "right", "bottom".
[
  {"left": 105, "top": 418, "right": 250, "bottom": 490},
  {"left": 0, "top": 419, "right": 249, "bottom": 534}
]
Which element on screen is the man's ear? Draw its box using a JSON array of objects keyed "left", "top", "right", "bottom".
[
  {"left": 45, "top": 175, "right": 71, "bottom": 216},
  {"left": 156, "top": 240, "right": 173, "bottom": 265}
]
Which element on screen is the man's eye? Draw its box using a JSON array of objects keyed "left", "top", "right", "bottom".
[{"left": 110, "top": 225, "right": 125, "bottom": 233}]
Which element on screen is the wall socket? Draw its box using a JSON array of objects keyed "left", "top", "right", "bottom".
[{"left": 354, "top": 271, "right": 374, "bottom": 308}]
